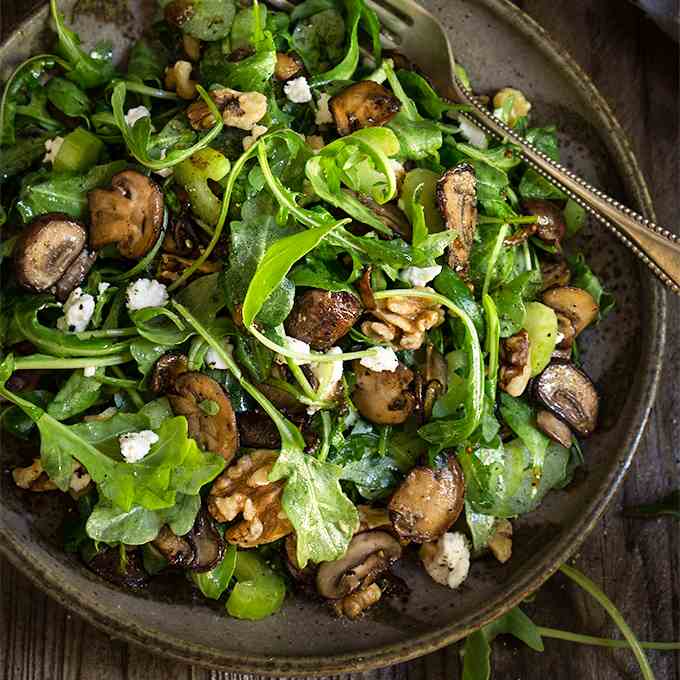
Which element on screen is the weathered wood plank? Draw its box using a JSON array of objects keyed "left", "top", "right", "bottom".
[{"left": 1, "top": 1, "right": 677, "bottom": 679}]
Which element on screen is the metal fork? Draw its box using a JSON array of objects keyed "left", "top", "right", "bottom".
[{"left": 268, "top": 0, "right": 680, "bottom": 295}]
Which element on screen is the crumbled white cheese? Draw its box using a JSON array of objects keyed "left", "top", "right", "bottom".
[
  {"left": 308, "top": 347, "right": 343, "bottom": 414},
  {"left": 284, "top": 76, "right": 313, "bottom": 104},
  {"left": 83, "top": 366, "right": 97, "bottom": 378},
  {"left": 275, "top": 336, "right": 312, "bottom": 365},
  {"left": 126, "top": 278, "right": 169, "bottom": 311},
  {"left": 119, "top": 430, "right": 159, "bottom": 463},
  {"left": 97, "top": 282, "right": 111, "bottom": 295},
  {"left": 315, "top": 92, "right": 333, "bottom": 125},
  {"left": 243, "top": 124, "right": 269, "bottom": 151},
  {"left": 399, "top": 265, "right": 442, "bottom": 288},
  {"left": 458, "top": 115, "right": 488, "bottom": 149},
  {"left": 125, "top": 105, "right": 151, "bottom": 127},
  {"left": 43, "top": 136, "right": 64, "bottom": 164},
  {"left": 56, "top": 287, "right": 95, "bottom": 333},
  {"left": 360, "top": 346, "right": 399, "bottom": 373},
  {"left": 421, "top": 532, "right": 471, "bottom": 589},
  {"left": 205, "top": 340, "right": 234, "bottom": 370}
]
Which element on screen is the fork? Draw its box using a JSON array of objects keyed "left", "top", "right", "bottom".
[{"left": 267, "top": 0, "right": 680, "bottom": 295}]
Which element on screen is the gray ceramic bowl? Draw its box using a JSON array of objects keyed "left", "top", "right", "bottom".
[{"left": 0, "top": 0, "right": 667, "bottom": 675}]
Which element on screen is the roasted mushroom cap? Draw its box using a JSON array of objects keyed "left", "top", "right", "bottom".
[
  {"left": 168, "top": 372, "right": 239, "bottom": 462},
  {"left": 540, "top": 259, "right": 571, "bottom": 291},
  {"left": 533, "top": 362, "right": 599, "bottom": 437},
  {"left": 536, "top": 408, "right": 573, "bottom": 448},
  {"left": 330, "top": 81, "right": 401, "bottom": 136},
  {"left": 152, "top": 525, "right": 195, "bottom": 568},
  {"left": 388, "top": 454, "right": 465, "bottom": 543},
  {"left": 316, "top": 530, "right": 402, "bottom": 599},
  {"left": 14, "top": 214, "right": 92, "bottom": 295},
  {"left": 352, "top": 360, "right": 416, "bottom": 425},
  {"left": 285, "top": 289, "right": 363, "bottom": 351},
  {"left": 437, "top": 164, "right": 477, "bottom": 275},
  {"left": 542, "top": 286, "right": 599, "bottom": 336},
  {"left": 186, "top": 510, "right": 225, "bottom": 572},
  {"left": 275, "top": 51, "right": 304, "bottom": 81},
  {"left": 53, "top": 248, "right": 98, "bottom": 302},
  {"left": 88, "top": 170, "right": 164, "bottom": 259},
  {"left": 149, "top": 352, "right": 189, "bottom": 394},
  {"left": 522, "top": 199, "right": 566, "bottom": 243}
]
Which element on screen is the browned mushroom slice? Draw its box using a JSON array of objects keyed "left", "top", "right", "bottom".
[
  {"left": 149, "top": 352, "right": 189, "bottom": 394},
  {"left": 54, "top": 248, "right": 98, "bottom": 302},
  {"left": 533, "top": 362, "right": 599, "bottom": 437},
  {"left": 168, "top": 372, "right": 239, "bottom": 462},
  {"left": 88, "top": 170, "right": 164, "bottom": 259},
  {"left": 237, "top": 411, "right": 281, "bottom": 449},
  {"left": 330, "top": 81, "right": 401, "bottom": 136},
  {"left": 437, "top": 164, "right": 477, "bottom": 274},
  {"left": 388, "top": 455, "right": 465, "bottom": 543},
  {"left": 352, "top": 360, "right": 416, "bottom": 425},
  {"left": 14, "top": 214, "right": 88, "bottom": 293},
  {"left": 316, "top": 531, "right": 402, "bottom": 599},
  {"left": 275, "top": 51, "right": 304, "bottom": 81},
  {"left": 540, "top": 259, "right": 571, "bottom": 291},
  {"left": 523, "top": 199, "right": 566, "bottom": 244},
  {"left": 542, "top": 286, "right": 599, "bottom": 336},
  {"left": 536, "top": 409, "right": 573, "bottom": 448},
  {"left": 285, "top": 289, "right": 363, "bottom": 351},
  {"left": 186, "top": 510, "right": 225, "bottom": 572},
  {"left": 152, "top": 525, "right": 195, "bottom": 568},
  {"left": 350, "top": 190, "right": 412, "bottom": 239}
]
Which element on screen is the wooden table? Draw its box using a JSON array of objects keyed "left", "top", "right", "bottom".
[{"left": 1, "top": 1, "right": 678, "bottom": 678}]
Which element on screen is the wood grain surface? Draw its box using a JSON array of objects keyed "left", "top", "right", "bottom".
[{"left": 1, "top": 1, "right": 678, "bottom": 678}]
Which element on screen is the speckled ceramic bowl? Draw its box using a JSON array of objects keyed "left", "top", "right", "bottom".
[{"left": 0, "top": 0, "right": 666, "bottom": 675}]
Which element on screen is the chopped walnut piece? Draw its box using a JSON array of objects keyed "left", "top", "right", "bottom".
[
  {"left": 187, "top": 88, "right": 267, "bottom": 131},
  {"left": 332, "top": 583, "right": 382, "bottom": 619},
  {"left": 207, "top": 450, "right": 293, "bottom": 548},
  {"left": 499, "top": 329, "right": 532, "bottom": 397},
  {"left": 488, "top": 519, "right": 513, "bottom": 563},
  {"left": 361, "top": 287, "right": 445, "bottom": 350},
  {"left": 12, "top": 459, "right": 91, "bottom": 494},
  {"left": 165, "top": 61, "right": 197, "bottom": 100}
]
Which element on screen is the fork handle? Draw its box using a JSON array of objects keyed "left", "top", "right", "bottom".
[{"left": 455, "top": 82, "right": 680, "bottom": 295}]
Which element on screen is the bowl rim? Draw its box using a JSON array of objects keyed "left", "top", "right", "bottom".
[{"left": 0, "top": 0, "right": 667, "bottom": 675}]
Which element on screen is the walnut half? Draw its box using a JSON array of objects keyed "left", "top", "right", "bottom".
[
  {"left": 207, "top": 449, "right": 292, "bottom": 548},
  {"left": 361, "top": 288, "right": 445, "bottom": 350},
  {"left": 499, "top": 329, "right": 532, "bottom": 397},
  {"left": 187, "top": 88, "right": 267, "bottom": 131},
  {"left": 12, "top": 459, "right": 91, "bottom": 495}
]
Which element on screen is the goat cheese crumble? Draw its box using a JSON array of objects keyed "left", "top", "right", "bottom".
[
  {"left": 205, "top": 340, "right": 234, "bottom": 369},
  {"left": 399, "top": 265, "right": 442, "bottom": 288},
  {"left": 360, "top": 346, "right": 399, "bottom": 373},
  {"left": 56, "top": 287, "right": 95, "bottom": 333},
  {"left": 119, "top": 430, "right": 159, "bottom": 463},
  {"left": 458, "top": 115, "right": 488, "bottom": 149},
  {"left": 284, "top": 76, "right": 313, "bottom": 104},
  {"left": 421, "top": 532, "right": 471, "bottom": 589},
  {"left": 243, "top": 124, "right": 269, "bottom": 151},
  {"left": 315, "top": 92, "right": 333, "bottom": 125},
  {"left": 97, "top": 282, "right": 110, "bottom": 295},
  {"left": 83, "top": 366, "right": 97, "bottom": 378},
  {"left": 276, "top": 336, "right": 312, "bottom": 365},
  {"left": 126, "top": 278, "right": 169, "bottom": 311},
  {"left": 125, "top": 105, "right": 151, "bottom": 127},
  {"left": 43, "top": 136, "right": 64, "bottom": 164}
]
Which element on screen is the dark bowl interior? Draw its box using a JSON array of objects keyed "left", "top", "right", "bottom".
[{"left": 0, "top": 0, "right": 666, "bottom": 675}]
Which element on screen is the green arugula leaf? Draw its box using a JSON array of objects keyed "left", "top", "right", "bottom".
[
  {"left": 47, "top": 369, "right": 103, "bottom": 421},
  {"left": 491, "top": 270, "right": 543, "bottom": 337},
  {"left": 162, "top": 0, "right": 237, "bottom": 40},
  {"left": 127, "top": 37, "right": 169, "bottom": 86},
  {"left": 567, "top": 254, "right": 615, "bottom": 319},
  {"left": 291, "top": 5, "right": 345, "bottom": 73},
  {"left": 86, "top": 502, "right": 164, "bottom": 544},
  {"left": 46, "top": 77, "right": 91, "bottom": 118}
]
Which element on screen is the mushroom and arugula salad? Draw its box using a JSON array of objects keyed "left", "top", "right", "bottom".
[{"left": 0, "top": 0, "right": 613, "bottom": 621}]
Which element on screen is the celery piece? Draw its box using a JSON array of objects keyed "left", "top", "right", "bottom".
[
  {"left": 523, "top": 301, "right": 558, "bottom": 376},
  {"left": 53, "top": 127, "right": 104, "bottom": 173},
  {"left": 226, "top": 551, "right": 286, "bottom": 620}
]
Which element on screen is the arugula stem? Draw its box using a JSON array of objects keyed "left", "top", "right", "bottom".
[
  {"left": 318, "top": 411, "right": 332, "bottom": 462},
  {"left": 559, "top": 564, "right": 656, "bottom": 680},
  {"left": 75, "top": 327, "right": 138, "bottom": 339},
  {"left": 112, "top": 79, "right": 180, "bottom": 100},
  {"left": 286, "top": 358, "right": 317, "bottom": 402},
  {"left": 478, "top": 215, "right": 538, "bottom": 225},
  {"left": 112, "top": 366, "right": 144, "bottom": 409},
  {"left": 538, "top": 627, "right": 680, "bottom": 651},
  {"left": 95, "top": 375, "right": 139, "bottom": 389},
  {"left": 482, "top": 293, "right": 500, "bottom": 389},
  {"left": 13, "top": 354, "right": 132, "bottom": 370},
  {"left": 482, "top": 223, "right": 509, "bottom": 298}
]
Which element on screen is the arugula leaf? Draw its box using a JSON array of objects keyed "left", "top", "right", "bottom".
[
  {"left": 14, "top": 89, "right": 63, "bottom": 134},
  {"left": 519, "top": 169, "right": 567, "bottom": 201},
  {"left": 492, "top": 270, "right": 543, "bottom": 337},
  {"left": 0, "top": 134, "right": 51, "bottom": 183},
  {"left": 397, "top": 69, "right": 461, "bottom": 119},
  {"left": 567, "top": 254, "right": 615, "bottom": 318},
  {"left": 46, "top": 77, "right": 91, "bottom": 119},
  {"left": 130, "top": 338, "right": 170, "bottom": 376},
  {"left": 86, "top": 502, "right": 163, "bottom": 545},
  {"left": 127, "top": 38, "right": 169, "bottom": 86},
  {"left": 291, "top": 6, "right": 345, "bottom": 74},
  {"left": 162, "top": 0, "right": 237, "bottom": 40},
  {"left": 129, "top": 306, "right": 193, "bottom": 346},
  {"left": 290, "top": 255, "right": 357, "bottom": 294},
  {"left": 50, "top": 0, "right": 115, "bottom": 88},
  {"left": 47, "top": 369, "right": 103, "bottom": 421},
  {"left": 16, "top": 161, "right": 127, "bottom": 222}
]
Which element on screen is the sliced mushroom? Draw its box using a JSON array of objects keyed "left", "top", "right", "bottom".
[
  {"left": 357, "top": 267, "right": 376, "bottom": 310},
  {"left": 88, "top": 170, "right": 164, "bottom": 259},
  {"left": 330, "top": 81, "right": 401, "bottom": 136},
  {"left": 542, "top": 286, "right": 599, "bottom": 336},
  {"left": 54, "top": 248, "right": 97, "bottom": 302},
  {"left": 186, "top": 510, "right": 225, "bottom": 572},
  {"left": 14, "top": 214, "right": 89, "bottom": 294},
  {"left": 536, "top": 408, "right": 573, "bottom": 448},
  {"left": 349, "top": 190, "right": 412, "bottom": 240},
  {"left": 499, "top": 330, "right": 532, "bottom": 397},
  {"left": 152, "top": 525, "right": 195, "bottom": 568},
  {"left": 437, "top": 164, "right": 477, "bottom": 275},
  {"left": 285, "top": 289, "right": 363, "bottom": 351},
  {"left": 168, "top": 372, "right": 239, "bottom": 462},
  {"left": 187, "top": 88, "right": 267, "bottom": 131},
  {"left": 316, "top": 530, "right": 402, "bottom": 599},
  {"left": 533, "top": 362, "right": 599, "bottom": 437},
  {"left": 540, "top": 259, "right": 571, "bottom": 291},
  {"left": 523, "top": 199, "right": 566, "bottom": 244},
  {"left": 275, "top": 51, "right": 304, "bottom": 81},
  {"left": 237, "top": 411, "right": 281, "bottom": 449},
  {"left": 163, "top": 215, "right": 203, "bottom": 257},
  {"left": 388, "top": 454, "right": 465, "bottom": 543},
  {"left": 149, "top": 352, "right": 189, "bottom": 394},
  {"left": 352, "top": 360, "right": 416, "bottom": 425}
]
